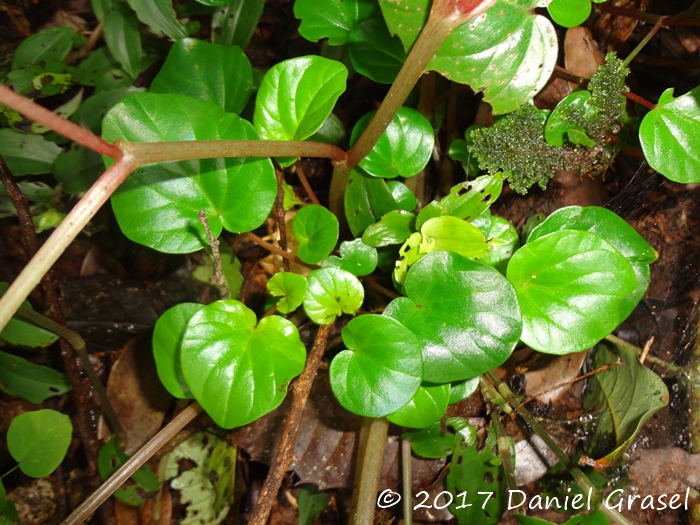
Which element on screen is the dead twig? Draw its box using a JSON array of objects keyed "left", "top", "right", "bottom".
[{"left": 198, "top": 209, "right": 230, "bottom": 300}]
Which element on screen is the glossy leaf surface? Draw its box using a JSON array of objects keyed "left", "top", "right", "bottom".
[
  {"left": 387, "top": 383, "right": 449, "bottom": 428},
  {"left": 547, "top": 0, "right": 591, "bottom": 28},
  {"left": 449, "top": 377, "right": 479, "bottom": 404},
  {"left": 344, "top": 168, "right": 399, "bottom": 237},
  {"left": 151, "top": 38, "right": 252, "bottom": 114},
  {"left": 0, "top": 129, "right": 62, "bottom": 176},
  {"left": 127, "top": 0, "right": 188, "bottom": 40},
  {"left": 322, "top": 239, "right": 378, "bottom": 276},
  {"left": 0, "top": 351, "right": 72, "bottom": 404},
  {"left": 473, "top": 213, "right": 520, "bottom": 275},
  {"left": 362, "top": 210, "right": 416, "bottom": 247},
  {"left": 378, "top": 0, "right": 427, "bottom": 51},
  {"left": 295, "top": 0, "right": 379, "bottom": 45},
  {"left": 303, "top": 268, "right": 364, "bottom": 324},
  {"left": 387, "top": 181, "right": 417, "bottom": 212},
  {"left": 420, "top": 216, "right": 487, "bottom": 258},
  {"left": 7, "top": 409, "right": 73, "bottom": 477},
  {"left": 103, "top": 93, "right": 276, "bottom": 253},
  {"left": 347, "top": 17, "right": 406, "bottom": 84},
  {"left": 254, "top": 56, "right": 348, "bottom": 141},
  {"left": 181, "top": 300, "right": 306, "bottom": 428},
  {"left": 293, "top": 204, "right": 340, "bottom": 264},
  {"left": 508, "top": 230, "right": 637, "bottom": 354},
  {"left": 267, "top": 272, "right": 308, "bottom": 314},
  {"left": 330, "top": 314, "right": 422, "bottom": 417},
  {"left": 544, "top": 90, "right": 598, "bottom": 147},
  {"left": 385, "top": 251, "right": 522, "bottom": 383}
]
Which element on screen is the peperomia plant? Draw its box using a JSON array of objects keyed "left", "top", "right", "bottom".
[{"left": 0, "top": 0, "right": 697, "bottom": 523}]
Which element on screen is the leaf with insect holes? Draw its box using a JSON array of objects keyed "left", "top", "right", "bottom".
[
  {"left": 303, "top": 268, "right": 364, "bottom": 324},
  {"left": 330, "top": 314, "right": 422, "bottom": 417},
  {"left": 0, "top": 351, "right": 72, "bottom": 404},
  {"left": 180, "top": 300, "right": 306, "bottom": 428},
  {"left": 12, "top": 27, "right": 78, "bottom": 69},
  {"left": 293, "top": 204, "right": 340, "bottom": 264},
  {"left": 103, "top": 93, "right": 276, "bottom": 253},
  {"left": 8, "top": 409, "right": 73, "bottom": 478}
]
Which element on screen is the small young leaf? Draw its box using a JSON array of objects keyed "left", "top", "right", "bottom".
[
  {"left": 295, "top": 0, "right": 379, "bottom": 45},
  {"left": 12, "top": 27, "right": 77, "bottom": 69},
  {"left": 298, "top": 485, "right": 329, "bottom": 525},
  {"left": 330, "top": 314, "right": 422, "bottom": 417},
  {"left": 322, "top": 238, "right": 378, "bottom": 276},
  {"left": 347, "top": 17, "right": 406, "bottom": 84},
  {"left": 212, "top": 0, "right": 265, "bottom": 47},
  {"left": 507, "top": 230, "right": 637, "bottom": 354},
  {"left": 385, "top": 251, "right": 522, "bottom": 383},
  {"left": 151, "top": 38, "right": 252, "bottom": 114},
  {"left": 254, "top": 56, "right": 348, "bottom": 141},
  {"left": 350, "top": 107, "right": 434, "bottom": 178},
  {"left": 640, "top": 86, "right": 700, "bottom": 183},
  {"left": 153, "top": 303, "right": 204, "bottom": 399},
  {"left": 473, "top": 214, "right": 520, "bottom": 275},
  {"left": 0, "top": 351, "right": 72, "bottom": 404},
  {"left": 387, "top": 181, "right": 417, "bottom": 212},
  {"left": 344, "top": 168, "right": 399, "bottom": 237},
  {"left": 303, "top": 267, "right": 364, "bottom": 324},
  {"left": 362, "top": 210, "right": 416, "bottom": 247},
  {"left": 293, "top": 204, "right": 340, "bottom": 264},
  {"left": 181, "top": 300, "right": 306, "bottom": 428},
  {"left": 268, "top": 272, "right": 308, "bottom": 314},
  {"left": 8, "top": 61, "right": 83, "bottom": 97},
  {"left": 404, "top": 417, "right": 474, "bottom": 458},
  {"left": 127, "top": 0, "right": 188, "bottom": 40},
  {"left": 104, "top": 2, "right": 142, "bottom": 78},
  {"left": 387, "top": 383, "right": 450, "bottom": 429},
  {"left": 0, "top": 283, "right": 59, "bottom": 348},
  {"left": 7, "top": 409, "right": 73, "bottom": 478},
  {"left": 544, "top": 90, "right": 598, "bottom": 147},
  {"left": 547, "top": 0, "right": 592, "bottom": 28},
  {"left": 0, "top": 129, "right": 62, "bottom": 176}
]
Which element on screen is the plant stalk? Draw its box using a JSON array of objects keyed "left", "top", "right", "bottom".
[
  {"left": 349, "top": 417, "right": 390, "bottom": 525},
  {"left": 622, "top": 16, "right": 669, "bottom": 67},
  {"left": 198, "top": 210, "right": 230, "bottom": 299},
  {"left": 402, "top": 438, "right": 413, "bottom": 525}
]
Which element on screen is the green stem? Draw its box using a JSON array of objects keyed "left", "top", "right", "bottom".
[
  {"left": 622, "top": 16, "right": 669, "bottom": 67},
  {"left": 328, "top": 163, "right": 351, "bottom": 238},
  {"left": 402, "top": 438, "right": 413, "bottom": 525},
  {"left": 490, "top": 413, "right": 521, "bottom": 514},
  {"left": 349, "top": 417, "right": 389, "bottom": 525}
]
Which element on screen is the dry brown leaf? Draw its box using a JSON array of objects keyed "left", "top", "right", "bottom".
[
  {"left": 9, "top": 478, "right": 60, "bottom": 525},
  {"left": 524, "top": 351, "right": 588, "bottom": 404},
  {"left": 565, "top": 27, "right": 606, "bottom": 80}
]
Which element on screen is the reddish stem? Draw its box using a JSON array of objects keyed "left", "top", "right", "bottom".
[{"left": 624, "top": 91, "right": 656, "bottom": 110}]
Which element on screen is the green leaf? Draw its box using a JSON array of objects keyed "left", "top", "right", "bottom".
[
  {"left": 52, "top": 144, "right": 104, "bottom": 194},
  {"left": 208, "top": 441, "right": 237, "bottom": 514},
  {"left": 7, "top": 61, "right": 83, "bottom": 97},
  {"left": 298, "top": 485, "right": 329, "bottom": 525},
  {"left": 387, "top": 383, "right": 449, "bottom": 428},
  {"left": 362, "top": 210, "right": 416, "bottom": 247},
  {"left": 293, "top": 204, "right": 340, "bottom": 264},
  {"left": 507, "top": 230, "right": 637, "bottom": 355},
  {"left": 329, "top": 314, "right": 422, "bottom": 417},
  {"left": 344, "top": 168, "right": 399, "bottom": 237},
  {"left": 474, "top": 214, "right": 520, "bottom": 275},
  {"left": 563, "top": 511, "right": 610, "bottom": 525},
  {"left": 254, "top": 56, "right": 348, "bottom": 141},
  {"left": 378, "top": 0, "right": 428, "bottom": 52},
  {"left": 151, "top": 38, "right": 252, "bottom": 114},
  {"left": 322, "top": 238, "right": 378, "bottom": 276},
  {"left": 12, "top": 27, "right": 77, "bottom": 69},
  {"left": 528, "top": 206, "right": 657, "bottom": 321},
  {"left": 583, "top": 340, "right": 669, "bottom": 464},
  {"left": 0, "top": 129, "right": 62, "bottom": 176},
  {"left": 449, "top": 377, "right": 479, "bottom": 404},
  {"left": 416, "top": 174, "right": 503, "bottom": 230},
  {"left": 267, "top": 272, "right": 308, "bottom": 314},
  {"left": 181, "top": 300, "right": 306, "bottom": 428},
  {"left": 0, "top": 351, "right": 72, "bottom": 403},
  {"left": 104, "top": 2, "right": 142, "bottom": 78},
  {"left": 387, "top": 181, "right": 417, "bottom": 212},
  {"left": 640, "top": 86, "right": 700, "bottom": 183},
  {"left": 0, "top": 499, "right": 18, "bottom": 525},
  {"left": 71, "top": 87, "right": 145, "bottom": 134},
  {"left": 77, "top": 47, "right": 134, "bottom": 92},
  {"left": 0, "top": 481, "right": 5, "bottom": 512},
  {"left": 295, "top": 0, "right": 379, "bottom": 45},
  {"left": 447, "top": 424, "right": 506, "bottom": 524},
  {"left": 0, "top": 283, "right": 59, "bottom": 348},
  {"left": 7, "top": 409, "right": 73, "bottom": 478},
  {"left": 212, "top": 0, "right": 265, "bottom": 47},
  {"left": 347, "top": 17, "right": 406, "bottom": 84},
  {"left": 420, "top": 216, "right": 487, "bottom": 258},
  {"left": 153, "top": 303, "right": 204, "bottom": 399},
  {"left": 303, "top": 267, "right": 364, "bottom": 324},
  {"left": 544, "top": 90, "right": 599, "bottom": 147},
  {"left": 547, "top": 0, "right": 592, "bottom": 28},
  {"left": 404, "top": 417, "right": 474, "bottom": 458},
  {"left": 308, "top": 113, "right": 347, "bottom": 145},
  {"left": 127, "top": 0, "right": 188, "bottom": 40},
  {"left": 350, "top": 107, "right": 434, "bottom": 178},
  {"left": 428, "top": 1, "right": 557, "bottom": 114},
  {"left": 103, "top": 93, "right": 276, "bottom": 253},
  {"left": 98, "top": 438, "right": 159, "bottom": 506},
  {"left": 385, "top": 251, "right": 522, "bottom": 383}
]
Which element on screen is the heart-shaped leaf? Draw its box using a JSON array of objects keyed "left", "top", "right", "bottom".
[
  {"left": 362, "top": 210, "right": 416, "bottom": 247},
  {"left": 640, "top": 86, "right": 700, "bottom": 183},
  {"left": 344, "top": 168, "right": 399, "bottom": 237},
  {"left": 350, "top": 107, "right": 434, "bottom": 178},
  {"left": 387, "top": 383, "right": 450, "bottom": 429},
  {"left": 385, "top": 251, "right": 522, "bottom": 383},
  {"left": 547, "top": 0, "right": 592, "bottom": 28},
  {"left": 347, "top": 17, "right": 407, "bottom": 84},
  {"left": 294, "top": 0, "right": 379, "bottom": 45},
  {"left": 267, "top": 272, "right": 308, "bottom": 314},
  {"left": 507, "top": 230, "right": 637, "bottom": 354},
  {"left": 329, "top": 314, "right": 422, "bottom": 417},
  {"left": 153, "top": 303, "right": 204, "bottom": 399},
  {"left": 180, "top": 300, "right": 306, "bottom": 428},
  {"left": 293, "top": 204, "right": 339, "bottom": 264},
  {"left": 254, "top": 56, "right": 348, "bottom": 141},
  {"left": 528, "top": 206, "right": 657, "bottom": 321},
  {"left": 150, "top": 38, "right": 253, "bottom": 114},
  {"left": 303, "top": 267, "right": 364, "bottom": 324},
  {"left": 103, "top": 93, "right": 276, "bottom": 253},
  {"left": 7, "top": 409, "right": 73, "bottom": 478},
  {"left": 322, "top": 239, "right": 378, "bottom": 276}
]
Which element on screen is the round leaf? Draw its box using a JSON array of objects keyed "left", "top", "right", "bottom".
[
  {"left": 150, "top": 38, "right": 252, "bottom": 114},
  {"left": 293, "top": 204, "right": 339, "bottom": 264},
  {"left": 254, "top": 56, "right": 348, "bottom": 141},
  {"left": 387, "top": 181, "right": 417, "bottom": 212},
  {"left": 153, "top": 303, "right": 204, "bottom": 399},
  {"left": 323, "top": 239, "right": 378, "bottom": 276},
  {"left": 362, "top": 210, "right": 416, "bottom": 247},
  {"left": 387, "top": 383, "right": 450, "bottom": 428},
  {"left": 103, "top": 93, "right": 276, "bottom": 253},
  {"left": 329, "top": 314, "right": 422, "bottom": 417},
  {"left": 385, "top": 251, "right": 522, "bottom": 383},
  {"left": 7, "top": 409, "right": 73, "bottom": 478},
  {"left": 507, "top": 230, "right": 638, "bottom": 354},
  {"left": 267, "top": 272, "right": 308, "bottom": 314},
  {"left": 303, "top": 268, "right": 364, "bottom": 324},
  {"left": 180, "top": 300, "right": 306, "bottom": 428},
  {"left": 547, "top": 0, "right": 591, "bottom": 28},
  {"left": 350, "top": 107, "right": 434, "bottom": 179}
]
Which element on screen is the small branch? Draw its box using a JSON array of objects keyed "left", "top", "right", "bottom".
[
  {"left": 61, "top": 402, "right": 203, "bottom": 525},
  {"left": 402, "top": 438, "right": 413, "bottom": 525},
  {"left": 198, "top": 210, "right": 230, "bottom": 300},
  {"left": 594, "top": 3, "right": 664, "bottom": 24},
  {"left": 490, "top": 413, "right": 521, "bottom": 515},
  {"left": 241, "top": 232, "right": 316, "bottom": 269},
  {"left": 362, "top": 276, "right": 401, "bottom": 299},
  {"left": 623, "top": 16, "right": 669, "bottom": 67},
  {"left": 606, "top": 334, "right": 681, "bottom": 374},
  {"left": 65, "top": 22, "right": 103, "bottom": 64},
  {"left": 349, "top": 417, "right": 390, "bottom": 525},
  {"left": 553, "top": 65, "right": 587, "bottom": 87},
  {"left": 623, "top": 91, "right": 657, "bottom": 110},
  {"left": 248, "top": 323, "right": 334, "bottom": 525},
  {"left": 294, "top": 161, "right": 321, "bottom": 206},
  {"left": 0, "top": 84, "right": 121, "bottom": 159},
  {"left": 274, "top": 169, "right": 291, "bottom": 272}
]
